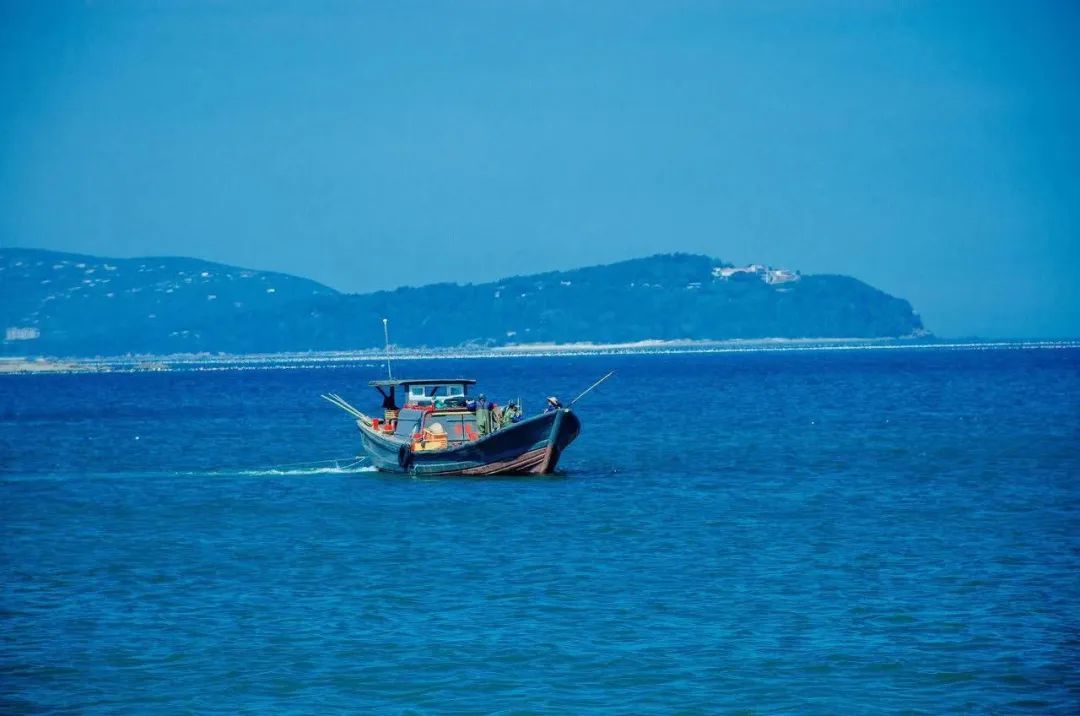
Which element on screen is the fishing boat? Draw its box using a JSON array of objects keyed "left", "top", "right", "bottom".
[{"left": 322, "top": 378, "right": 586, "bottom": 476}]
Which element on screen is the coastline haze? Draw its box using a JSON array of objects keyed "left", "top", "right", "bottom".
[{"left": 1, "top": 2, "right": 1077, "bottom": 338}]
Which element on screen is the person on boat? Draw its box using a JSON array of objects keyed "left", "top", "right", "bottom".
[
  {"left": 502, "top": 401, "right": 522, "bottom": 427},
  {"left": 475, "top": 394, "right": 490, "bottom": 436},
  {"left": 489, "top": 402, "right": 503, "bottom": 430},
  {"left": 381, "top": 390, "right": 400, "bottom": 428},
  {"left": 544, "top": 396, "right": 562, "bottom": 412}
]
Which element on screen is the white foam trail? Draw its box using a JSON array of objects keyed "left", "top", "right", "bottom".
[{"left": 207, "top": 465, "right": 379, "bottom": 477}]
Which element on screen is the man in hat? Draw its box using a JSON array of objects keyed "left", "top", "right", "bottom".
[{"left": 544, "top": 396, "right": 563, "bottom": 412}]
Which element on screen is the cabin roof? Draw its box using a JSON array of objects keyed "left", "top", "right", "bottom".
[{"left": 368, "top": 378, "right": 476, "bottom": 388}]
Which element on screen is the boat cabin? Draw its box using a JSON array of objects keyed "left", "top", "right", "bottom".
[
  {"left": 369, "top": 378, "right": 476, "bottom": 408},
  {"left": 404, "top": 381, "right": 468, "bottom": 407},
  {"left": 369, "top": 378, "right": 481, "bottom": 449}
]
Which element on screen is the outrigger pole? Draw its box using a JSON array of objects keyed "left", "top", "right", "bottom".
[
  {"left": 569, "top": 371, "right": 615, "bottom": 407},
  {"left": 382, "top": 318, "right": 393, "bottom": 381},
  {"left": 321, "top": 392, "right": 366, "bottom": 420}
]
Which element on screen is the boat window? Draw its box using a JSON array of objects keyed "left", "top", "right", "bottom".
[
  {"left": 394, "top": 409, "right": 424, "bottom": 438},
  {"left": 407, "top": 384, "right": 466, "bottom": 402}
]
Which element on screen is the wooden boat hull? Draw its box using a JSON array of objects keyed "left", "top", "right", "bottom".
[{"left": 358, "top": 408, "right": 581, "bottom": 476}]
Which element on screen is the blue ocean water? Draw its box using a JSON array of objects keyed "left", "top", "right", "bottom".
[{"left": 2, "top": 346, "right": 1078, "bottom": 713}]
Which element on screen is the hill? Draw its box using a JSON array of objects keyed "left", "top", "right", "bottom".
[{"left": 1, "top": 249, "right": 924, "bottom": 356}]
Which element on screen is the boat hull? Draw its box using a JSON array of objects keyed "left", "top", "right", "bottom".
[{"left": 358, "top": 408, "right": 581, "bottom": 476}]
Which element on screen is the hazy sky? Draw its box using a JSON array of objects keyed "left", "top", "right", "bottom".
[{"left": 2, "top": 1, "right": 1078, "bottom": 337}]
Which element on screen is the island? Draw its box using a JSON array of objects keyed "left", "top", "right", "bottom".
[{"left": 1, "top": 249, "right": 925, "bottom": 357}]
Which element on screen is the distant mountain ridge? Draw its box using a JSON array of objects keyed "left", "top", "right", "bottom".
[{"left": 1, "top": 248, "right": 925, "bottom": 356}]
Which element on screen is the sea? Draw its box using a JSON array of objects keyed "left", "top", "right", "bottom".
[{"left": 1, "top": 344, "right": 1078, "bottom": 713}]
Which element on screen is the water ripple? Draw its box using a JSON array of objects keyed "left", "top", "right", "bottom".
[{"left": 2, "top": 348, "right": 1079, "bottom": 712}]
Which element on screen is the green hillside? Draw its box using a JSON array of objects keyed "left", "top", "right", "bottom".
[{"left": 1, "top": 249, "right": 924, "bottom": 356}]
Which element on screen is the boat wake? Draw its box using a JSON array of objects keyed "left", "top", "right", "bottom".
[
  {"left": 0, "top": 464, "right": 380, "bottom": 482},
  {"left": 230, "top": 465, "right": 378, "bottom": 476},
  {"left": 189, "top": 456, "right": 377, "bottom": 477},
  {"left": 226, "top": 455, "right": 375, "bottom": 476}
]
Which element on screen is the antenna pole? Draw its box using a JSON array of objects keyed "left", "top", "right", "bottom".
[{"left": 382, "top": 318, "right": 393, "bottom": 381}]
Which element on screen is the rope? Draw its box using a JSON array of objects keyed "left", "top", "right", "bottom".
[{"left": 334, "top": 457, "right": 369, "bottom": 471}]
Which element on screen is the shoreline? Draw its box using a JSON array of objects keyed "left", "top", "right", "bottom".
[{"left": 2, "top": 337, "right": 1078, "bottom": 375}]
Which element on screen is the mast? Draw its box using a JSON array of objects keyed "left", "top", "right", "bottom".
[{"left": 382, "top": 318, "right": 393, "bottom": 381}]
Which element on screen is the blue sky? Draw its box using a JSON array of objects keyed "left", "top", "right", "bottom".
[{"left": 1, "top": 1, "right": 1077, "bottom": 337}]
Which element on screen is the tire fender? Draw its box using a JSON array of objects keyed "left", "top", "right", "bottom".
[{"left": 398, "top": 445, "right": 413, "bottom": 471}]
